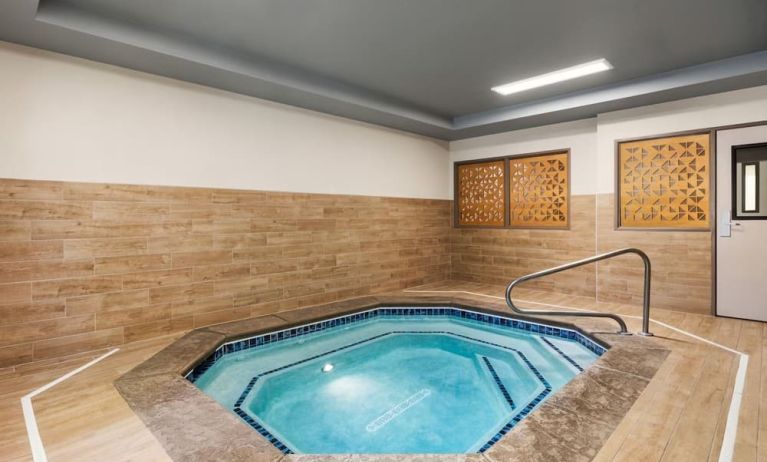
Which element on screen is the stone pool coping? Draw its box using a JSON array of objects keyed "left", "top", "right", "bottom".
[{"left": 114, "top": 294, "right": 670, "bottom": 462}]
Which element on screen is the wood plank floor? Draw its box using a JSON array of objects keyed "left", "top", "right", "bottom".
[{"left": 1, "top": 280, "right": 764, "bottom": 462}]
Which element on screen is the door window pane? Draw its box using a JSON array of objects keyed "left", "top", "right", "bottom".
[
  {"left": 733, "top": 143, "right": 767, "bottom": 219},
  {"left": 743, "top": 163, "right": 758, "bottom": 212}
]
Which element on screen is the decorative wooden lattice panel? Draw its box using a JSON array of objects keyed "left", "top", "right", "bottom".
[
  {"left": 456, "top": 160, "right": 506, "bottom": 226},
  {"left": 508, "top": 152, "right": 569, "bottom": 228},
  {"left": 618, "top": 133, "right": 710, "bottom": 229}
]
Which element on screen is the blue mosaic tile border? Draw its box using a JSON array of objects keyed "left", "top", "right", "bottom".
[
  {"left": 481, "top": 356, "right": 516, "bottom": 410},
  {"left": 231, "top": 330, "right": 555, "bottom": 455},
  {"left": 185, "top": 306, "right": 606, "bottom": 384},
  {"left": 539, "top": 336, "right": 584, "bottom": 372}
]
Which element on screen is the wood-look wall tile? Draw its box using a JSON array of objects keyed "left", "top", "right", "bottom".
[
  {"left": 95, "top": 303, "right": 171, "bottom": 329},
  {"left": 212, "top": 277, "right": 269, "bottom": 297},
  {"left": 149, "top": 282, "right": 215, "bottom": 304},
  {"left": 94, "top": 254, "right": 171, "bottom": 275},
  {"left": 265, "top": 232, "right": 313, "bottom": 246},
  {"left": 0, "top": 343, "right": 34, "bottom": 368},
  {"left": 232, "top": 247, "right": 282, "bottom": 263},
  {"left": 0, "top": 281, "right": 31, "bottom": 304},
  {"left": 92, "top": 202, "right": 170, "bottom": 222},
  {"left": 32, "top": 276, "right": 123, "bottom": 301},
  {"left": 280, "top": 244, "right": 323, "bottom": 259},
  {"left": 210, "top": 190, "right": 268, "bottom": 204},
  {"left": 169, "top": 202, "right": 233, "bottom": 220},
  {"left": 250, "top": 219, "right": 297, "bottom": 232},
  {"left": 63, "top": 182, "right": 207, "bottom": 202},
  {"left": 147, "top": 235, "right": 213, "bottom": 253},
  {"left": 595, "top": 193, "right": 712, "bottom": 313},
  {"left": 251, "top": 260, "right": 298, "bottom": 275},
  {"left": 232, "top": 288, "right": 283, "bottom": 307},
  {"left": 284, "top": 283, "right": 325, "bottom": 299},
  {"left": 191, "top": 220, "right": 251, "bottom": 234},
  {"left": 170, "top": 295, "right": 233, "bottom": 317},
  {"left": 0, "top": 259, "right": 93, "bottom": 283},
  {"left": 212, "top": 233, "right": 267, "bottom": 250},
  {"left": 121, "top": 268, "right": 194, "bottom": 289},
  {"left": 295, "top": 219, "right": 337, "bottom": 231},
  {"left": 172, "top": 250, "right": 232, "bottom": 268},
  {"left": 0, "top": 301, "right": 66, "bottom": 325},
  {"left": 192, "top": 263, "right": 250, "bottom": 282},
  {"left": 63, "top": 238, "right": 148, "bottom": 259},
  {"left": 123, "top": 316, "right": 193, "bottom": 343},
  {"left": 193, "top": 306, "right": 250, "bottom": 327},
  {"left": 1, "top": 178, "right": 452, "bottom": 368},
  {"left": 0, "top": 314, "right": 93, "bottom": 347},
  {"left": 0, "top": 241, "right": 63, "bottom": 262},
  {"left": 0, "top": 221, "right": 31, "bottom": 241},
  {"left": 0, "top": 200, "right": 91, "bottom": 220},
  {"left": 66, "top": 289, "right": 151, "bottom": 315},
  {"left": 0, "top": 179, "right": 63, "bottom": 200},
  {"left": 63, "top": 183, "right": 152, "bottom": 201},
  {"left": 32, "top": 220, "right": 192, "bottom": 240},
  {"left": 232, "top": 205, "right": 322, "bottom": 220}
]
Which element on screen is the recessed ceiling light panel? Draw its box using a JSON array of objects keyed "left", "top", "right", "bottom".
[{"left": 491, "top": 59, "right": 613, "bottom": 96}]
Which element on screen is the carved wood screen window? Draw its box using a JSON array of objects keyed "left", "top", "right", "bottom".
[
  {"left": 455, "top": 150, "right": 570, "bottom": 229},
  {"left": 618, "top": 133, "right": 711, "bottom": 229},
  {"left": 456, "top": 160, "right": 506, "bottom": 226},
  {"left": 508, "top": 151, "right": 569, "bottom": 228}
]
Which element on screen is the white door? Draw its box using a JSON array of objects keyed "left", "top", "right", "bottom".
[{"left": 716, "top": 125, "right": 767, "bottom": 322}]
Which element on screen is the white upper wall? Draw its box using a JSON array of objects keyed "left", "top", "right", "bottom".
[
  {"left": 0, "top": 42, "right": 450, "bottom": 199},
  {"left": 449, "top": 118, "right": 598, "bottom": 196},
  {"left": 6, "top": 39, "right": 767, "bottom": 203},
  {"left": 596, "top": 85, "right": 767, "bottom": 193},
  {"left": 449, "top": 85, "right": 767, "bottom": 198}
]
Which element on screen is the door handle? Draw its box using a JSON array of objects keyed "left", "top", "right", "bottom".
[{"left": 719, "top": 210, "right": 736, "bottom": 237}]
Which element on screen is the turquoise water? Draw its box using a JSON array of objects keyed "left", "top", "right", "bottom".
[{"left": 194, "top": 316, "right": 598, "bottom": 453}]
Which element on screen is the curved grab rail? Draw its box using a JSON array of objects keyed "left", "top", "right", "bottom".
[{"left": 505, "top": 248, "right": 653, "bottom": 336}]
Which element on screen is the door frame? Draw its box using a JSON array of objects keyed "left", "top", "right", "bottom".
[{"left": 711, "top": 120, "right": 767, "bottom": 319}]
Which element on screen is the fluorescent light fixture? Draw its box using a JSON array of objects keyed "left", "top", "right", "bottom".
[{"left": 491, "top": 59, "right": 613, "bottom": 96}]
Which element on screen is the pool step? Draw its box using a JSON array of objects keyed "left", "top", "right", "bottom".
[{"left": 480, "top": 356, "right": 516, "bottom": 410}]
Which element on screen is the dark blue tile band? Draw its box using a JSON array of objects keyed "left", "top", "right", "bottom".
[
  {"left": 185, "top": 306, "right": 605, "bottom": 383},
  {"left": 539, "top": 336, "right": 584, "bottom": 372},
  {"left": 481, "top": 356, "right": 516, "bottom": 410}
]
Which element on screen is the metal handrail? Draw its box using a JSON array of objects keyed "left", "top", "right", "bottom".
[{"left": 505, "top": 248, "right": 653, "bottom": 336}]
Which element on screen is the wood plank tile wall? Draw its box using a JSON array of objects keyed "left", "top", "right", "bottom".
[
  {"left": 451, "top": 195, "right": 597, "bottom": 296},
  {"left": 596, "top": 193, "right": 712, "bottom": 313},
  {"left": 0, "top": 179, "right": 715, "bottom": 369},
  {"left": 0, "top": 178, "right": 451, "bottom": 369},
  {"left": 451, "top": 193, "right": 713, "bottom": 314}
]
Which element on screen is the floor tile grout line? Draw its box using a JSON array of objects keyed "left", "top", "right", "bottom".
[
  {"left": 20, "top": 348, "right": 120, "bottom": 462},
  {"left": 403, "top": 288, "right": 749, "bottom": 462}
]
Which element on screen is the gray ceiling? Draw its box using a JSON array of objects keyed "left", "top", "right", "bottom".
[{"left": 2, "top": 0, "right": 767, "bottom": 140}]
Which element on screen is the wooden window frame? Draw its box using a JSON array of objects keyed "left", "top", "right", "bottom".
[
  {"left": 615, "top": 130, "right": 713, "bottom": 232},
  {"left": 453, "top": 149, "right": 571, "bottom": 230}
]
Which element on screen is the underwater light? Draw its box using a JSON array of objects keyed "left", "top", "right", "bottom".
[{"left": 322, "top": 363, "right": 334, "bottom": 373}]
